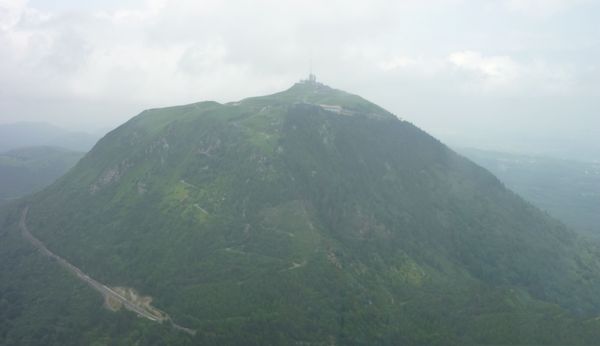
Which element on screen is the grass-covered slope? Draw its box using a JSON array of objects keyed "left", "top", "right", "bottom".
[{"left": 4, "top": 82, "right": 600, "bottom": 345}]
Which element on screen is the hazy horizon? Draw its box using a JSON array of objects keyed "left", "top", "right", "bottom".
[{"left": 1, "top": 0, "right": 599, "bottom": 160}]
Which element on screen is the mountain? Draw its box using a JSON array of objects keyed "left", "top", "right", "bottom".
[
  {"left": 0, "top": 122, "right": 100, "bottom": 152},
  {"left": 461, "top": 148, "right": 600, "bottom": 237},
  {"left": 3, "top": 81, "right": 600, "bottom": 345},
  {"left": 0, "top": 146, "right": 84, "bottom": 205}
]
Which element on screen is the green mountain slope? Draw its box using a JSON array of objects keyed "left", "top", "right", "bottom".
[
  {"left": 0, "top": 147, "right": 84, "bottom": 205},
  {"left": 4, "top": 81, "right": 600, "bottom": 345},
  {"left": 460, "top": 148, "right": 600, "bottom": 237}
]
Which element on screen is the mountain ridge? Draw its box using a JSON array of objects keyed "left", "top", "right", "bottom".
[
  {"left": 0, "top": 146, "right": 84, "bottom": 205},
  {"left": 0, "top": 122, "right": 99, "bottom": 152},
  {"left": 4, "top": 81, "right": 600, "bottom": 345}
]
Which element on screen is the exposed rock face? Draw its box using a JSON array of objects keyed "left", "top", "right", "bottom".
[{"left": 89, "top": 160, "right": 132, "bottom": 194}]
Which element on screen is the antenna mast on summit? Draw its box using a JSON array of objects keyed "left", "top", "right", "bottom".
[{"left": 308, "top": 52, "right": 316, "bottom": 84}]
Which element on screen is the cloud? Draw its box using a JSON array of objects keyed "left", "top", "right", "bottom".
[
  {"left": 0, "top": 0, "right": 597, "bottom": 156},
  {"left": 0, "top": 0, "right": 585, "bottom": 104},
  {"left": 0, "top": 0, "right": 26, "bottom": 30},
  {"left": 504, "top": 0, "right": 589, "bottom": 17},
  {"left": 448, "top": 51, "right": 519, "bottom": 87},
  {"left": 376, "top": 50, "right": 572, "bottom": 95},
  {"left": 379, "top": 56, "right": 417, "bottom": 71},
  {"left": 447, "top": 50, "right": 579, "bottom": 95}
]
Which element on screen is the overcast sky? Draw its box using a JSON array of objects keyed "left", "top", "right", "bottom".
[{"left": 1, "top": 0, "right": 599, "bottom": 159}]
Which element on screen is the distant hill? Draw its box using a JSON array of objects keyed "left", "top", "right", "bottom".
[
  {"left": 4, "top": 82, "right": 600, "bottom": 345},
  {"left": 0, "top": 122, "right": 100, "bottom": 152},
  {"left": 460, "top": 148, "right": 600, "bottom": 237},
  {"left": 0, "top": 146, "right": 84, "bottom": 205}
]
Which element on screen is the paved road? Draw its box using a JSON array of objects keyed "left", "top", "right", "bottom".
[
  {"left": 19, "top": 207, "right": 196, "bottom": 334},
  {"left": 18, "top": 207, "right": 195, "bottom": 331}
]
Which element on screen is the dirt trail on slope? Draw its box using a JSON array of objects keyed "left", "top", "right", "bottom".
[{"left": 19, "top": 207, "right": 196, "bottom": 336}]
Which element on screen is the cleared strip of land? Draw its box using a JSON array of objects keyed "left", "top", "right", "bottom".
[{"left": 19, "top": 207, "right": 196, "bottom": 335}]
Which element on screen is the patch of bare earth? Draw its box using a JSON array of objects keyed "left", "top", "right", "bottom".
[
  {"left": 103, "top": 287, "right": 167, "bottom": 321},
  {"left": 104, "top": 295, "right": 122, "bottom": 311}
]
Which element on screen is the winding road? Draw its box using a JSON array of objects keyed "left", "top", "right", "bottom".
[{"left": 19, "top": 207, "right": 196, "bottom": 335}]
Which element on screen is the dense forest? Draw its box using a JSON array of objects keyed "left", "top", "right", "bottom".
[{"left": 3, "top": 82, "right": 600, "bottom": 345}]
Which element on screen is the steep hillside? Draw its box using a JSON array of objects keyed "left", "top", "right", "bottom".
[
  {"left": 4, "top": 81, "right": 600, "bottom": 345},
  {"left": 461, "top": 148, "right": 600, "bottom": 236}
]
